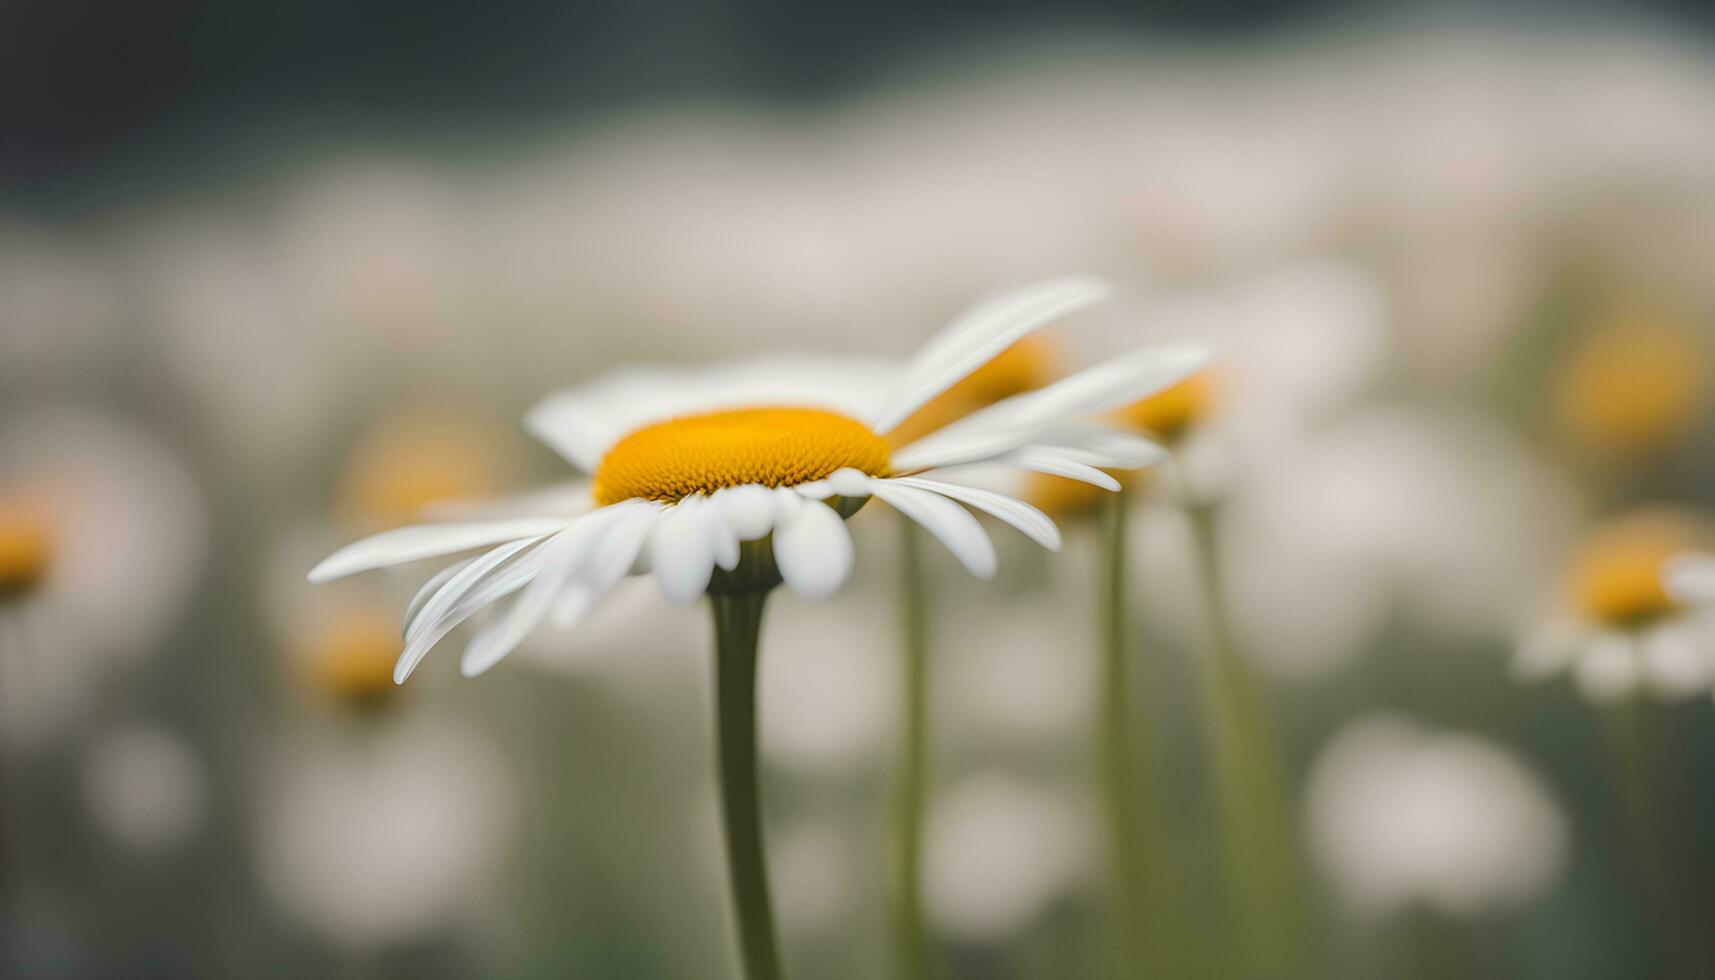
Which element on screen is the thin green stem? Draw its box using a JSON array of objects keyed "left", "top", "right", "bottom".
[
  {"left": 711, "top": 590, "right": 786, "bottom": 980},
  {"left": 893, "top": 521, "right": 932, "bottom": 980},
  {"left": 1184, "top": 500, "right": 1303, "bottom": 980},
  {"left": 1601, "top": 693, "right": 1698, "bottom": 978},
  {"left": 1096, "top": 489, "right": 1151, "bottom": 980}
]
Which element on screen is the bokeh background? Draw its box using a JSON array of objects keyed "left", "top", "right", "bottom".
[{"left": 5, "top": 1, "right": 1715, "bottom": 977}]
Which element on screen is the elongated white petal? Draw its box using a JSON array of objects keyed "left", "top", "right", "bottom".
[
  {"left": 1664, "top": 554, "right": 1715, "bottom": 605},
  {"left": 1006, "top": 450, "right": 1121, "bottom": 491},
  {"left": 404, "top": 537, "right": 542, "bottom": 646},
  {"left": 869, "top": 277, "right": 1109, "bottom": 436},
  {"left": 870, "top": 480, "right": 997, "bottom": 578},
  {"left": 396, "top": 538, "right": 549, "bottom": 683},
  {"left": 710, "top": 511, "right": 741, "bottom": 572},
  {"left": 773, "top": 499, "right": 854, "bottom": 598},
  {"left": 890, "top": 477, "right": 1061, "bottom": 551},
  {"left": 308, "top": 518, "right": 569, "bottom": 583},
  {"left": 1574, "top": 634, "right": 1638, "bottom": 702},
  {"left": 890, "top": 345, "right": 1209, "bottom": 471},
  {"left": 553, "top": 503, "right": 660, "bottom": 628},
  {"left": 648, "top": 497, "right": 717, "bottom": 604},
  {"left": 401, "top": 556, "right": 476, "bottom": 638},
  {"left": 720, "top": 485, "right": 777, "bottom": 541},
  {"left": 458, "top": 508, "right": 633, "bottom": 677}
]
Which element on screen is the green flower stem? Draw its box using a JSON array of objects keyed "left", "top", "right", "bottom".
[
  {"left": 1601, "top": 692, "right": 1694, "bottom": 977},
  {"left": 1096, "top": 488, "right": 1153, "bottom": 980},
  {"left": 893, "top": 520, "right": 933, "bottom": 980},
  {"left": 711, "top": 590, "right": 786, "bottom": 980},
  {"left": 1185, "top": 500, "right": 1303, "bottom": 980}
]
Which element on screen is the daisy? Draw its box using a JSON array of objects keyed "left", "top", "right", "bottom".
[
  {"left": 309, "top": 276, "right": 1206, "bottom": 980},
  {"left": 1516, "top": 508, "right": 1715, "bottom": 702},
  {"left": 1306, "top": 715, "right": 1568, "bottom": 920},
  {"left": 0, "top": 409, "right": 206, "bottom": 751}
]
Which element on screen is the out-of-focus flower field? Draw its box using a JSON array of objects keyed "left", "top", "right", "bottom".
[{"left": 4, "top": 14, "right": 1715, "bottom": 980}]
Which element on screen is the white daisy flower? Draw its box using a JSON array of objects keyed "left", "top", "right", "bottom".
[
  {"left": 1306, "top": 715, "right": 1569, "bottom": 919},
  {"left": 0, "top": 409, "right": 207, "bottom": 751},
  {"left": 308, "top": 277, "right": 1206, "bottom": 682},
  {"left": 1515, "top": 508, "right": 1715, "bottom": 702}
]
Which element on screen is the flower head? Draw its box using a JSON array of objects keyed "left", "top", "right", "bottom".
[
  {"left": 1517, "top": 508, "right": 1715, "bottom": 701},
  {"left": 303, "top": 606, "right": 403, "bottom": 711},
  {"left": 1552, "top": 312, "right": 1705, "bottom": 456},
  {"left": 310, "top": 278, "right": 1206, "bottom": 682}
]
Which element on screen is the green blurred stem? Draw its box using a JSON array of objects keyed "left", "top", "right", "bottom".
[
  {"left": 711, "top": 590, "right": 787, "bottom": 980},
  {"left": 893, "top": 521, "right": 932, "bottom": 980},
  {"left": 1601, "top": 692, "right": 1693, "bottom": 977},
  {"left": 1185, "top": 500, "right": 1302, "bottom": 980},
  {"left": 1096, "top": 488, "right": 1152, "bottom": 980}
]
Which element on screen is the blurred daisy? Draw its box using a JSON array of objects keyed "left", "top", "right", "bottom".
[
  {"left": 0, "top": 410, "right": 206, "bottom": 750},
  {"left": 309, "top": 277, "right": 1201, "bottom": 682},
  {"left": 255, "top": 714, "right": 514, "bottom": 950},
  {"left": 1551, "top": 310, "right": 1706, "bottom": 458},
  {"left": 80, "top": 723, "right": 209, "bottom": 856},
  {"left": 1306, "top": 715, "right": 1568, "bottom": 919},
  {"left": 1517, "top": 508, "right": 1715, "bottom": 702},
  {"left": 924, "top": 772, "right": 1091, "bottom": 942}
]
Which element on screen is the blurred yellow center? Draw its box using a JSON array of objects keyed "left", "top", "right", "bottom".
[
  {"left": 309, "top": 609, "right": 401, "bottom": 708},
  {"left": 1115, "top": 371, "right": 1216, "bottom": 443},
  {"left": 890, "top": 335, "right": 1061, "bottom": 446},
  {"left": 0, "top": 501, "right": 52, "bottom": 602},
  {"left": 1565, "top": 509, "right": 1713, "bottom": 626},
  {"left": 592, "top": 407, "right": 892, "bottom": 506},
  {"left": 340, "top": 409, "right": 513, "bottom": 527},
  {"left": 1553, "top": 317, "right": 1704, "bottom": 455}
]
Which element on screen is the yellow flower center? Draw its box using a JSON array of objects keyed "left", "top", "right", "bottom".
[
  {"left": 1565, "top": 509, "right": 1714, "bottom": 626},
  {"left": 1553, "top": 316, "right": 1704, "bottom": 455},
  {"left": 0, "top": 499, "right": 53, "bottom": 602},
  {"left": 307, "top": 608, "right": 401, "bottom": 710},
  {"left": 889, "top": 335, "right": 1061, "bottom": 447},
  {"left": 1115, "top": 370, "right": 1216, "bottom": 444},
  {"left": 592, "top": 407, "right": 892, "bottom": 507}
]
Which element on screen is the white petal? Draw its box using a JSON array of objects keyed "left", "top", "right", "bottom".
[
  {"left": 396, "top": 538, "right": 548, "bottom": 683},
  {"left": 648, "top": 497, "right": 717, "bottom": 604},
  {"left": 720, "top": 485, "right": 777, "bottom": 541},
  {"left": 553, "top": 503, "right": 660, "bottom": 628},
  {"left": 869, "top": 277, "right": 1110, "bottom": 435},
  {"left": 1005, "top": 450, "right": 1121, "bottom": 492},
  {"left": 458, "top": 509, "right": 631, "bottom": 677},
  {"left": 827, "top": 468, "right": 872, "bottom": 498},
  {"left": 1512, "top": 622, "right": 1582, "bottom": 681},
  {"left": 890, "top": 477, "right": 1061, "bottom": 551},
  {"left": 794, "top": 480, "right": 836, "bottom": 500},
  {"left": 891, "top": 344, "right": 1209, "bottom": 470},
  {"left": 774, "top": 500, "right": 855, "bottom": 598},
  {"left": 1664, "top": 554, "right": 1715, "bottom": 605},
  {"left": 870, "top": 481, "right": 997, "bottom": 579},
  {"left": 404, "top": 537, "right": 541, "bottom": 646},
  {"left": 1639, "top": 623, "right": 1710, "bottom": 699},
  {"left": 401, "top": 556, "right": 476, "bottom": 638},
  {"left": 772, "top": 487, "right": 805, "bottom": 524},
  {"left": 1575, "top": 634, "right": 1639, "bottom": 702},
  {"left": 307, "top": 518, "right": 569, "bottom": 582},
  {"left": 708, "top": 500, "right": 742, "bottom": 573}
]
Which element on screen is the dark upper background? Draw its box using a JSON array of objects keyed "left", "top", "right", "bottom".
[{"left": 4, "top": 0, "right": 1711, "bottom": 215}]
